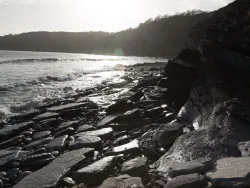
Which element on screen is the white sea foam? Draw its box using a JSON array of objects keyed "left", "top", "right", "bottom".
[{"left": 0, "top": 50, "right": 168, "bottom": 117}]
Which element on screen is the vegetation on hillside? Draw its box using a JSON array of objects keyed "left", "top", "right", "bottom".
[{"left": 0, "top": 10, "right": 210, "bottom": 57}]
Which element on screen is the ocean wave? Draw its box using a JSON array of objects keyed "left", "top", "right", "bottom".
[
  {"left": 0, "top": 58, "right": 60, "bottom": 64},
  {"left": 10, "top": 100, "right": 40, "bottom": 113},
  {"left": 0, "top": 57, "right": 125, "bottom": 64},
  {"left": 0, "top": 71, "right": 89, "bottom": 92},
  {"left": 0, "top": 106, "right": 11, "bottom": 122}
]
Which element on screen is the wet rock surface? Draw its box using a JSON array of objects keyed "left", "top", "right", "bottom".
[
  {"left": 13, "top": 148, "right": 94, "bottom": 188},
  {"left": 3, "top": 4, "right": 250, "bottom": 187}
]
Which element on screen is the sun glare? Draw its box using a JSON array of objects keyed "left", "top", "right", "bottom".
[{"left": 70, "top": 0, "right": 132, "bottom": 32}]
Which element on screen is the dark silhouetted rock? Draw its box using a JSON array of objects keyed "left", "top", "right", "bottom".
[
  {"left": 138, "top": 131, "right": 161, "bottom": 160},
  {"left": 13, "top": 148, "right": 94, "bottom": 188},
  {"left": 177, "top": 48, "right": 201, "bottom": 64},
  {"left": 154, "top": 121, "right": 183, "bottom": 150}
]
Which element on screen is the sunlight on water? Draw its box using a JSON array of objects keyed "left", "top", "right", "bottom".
[{"left": 0, "top": 50, "right": 167, "bottom": 117}]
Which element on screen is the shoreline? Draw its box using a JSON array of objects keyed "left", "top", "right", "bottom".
[{"left": 0, "top": 62, "right": 170, "bottom": 188}]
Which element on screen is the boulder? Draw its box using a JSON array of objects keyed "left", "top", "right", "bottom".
[
  {"left": 121, "top": 157, "right": 148, "bottom": 177},
  {"left": 154, "top": 121, "right": 183, "bottom": 150},
  {"left": 0, "top": 121, "right": 34, "bottom": 141},
  {"left": 154, "top": 87, "right": 250, "bottom": 174},
  {"left": 98, "top": 175, "right": 144, "bottom": 188},
  {"left": 177, "top": 48, "right": 201, "bottom": 64},
  {"left": 168, "top": 157, "right": 213, "bottom": 178},
  {"left": 138, "top": 131, "right": 161, "bottom": 160},
  {"left": 72, "top": 156, "right": 120, "bottom": 185},
  {"left": 164, "top": 173, "right": 207, "bottom": 188},
  {"left": 238, "top": 141, "right": 250, "bottom": 157},
  {"left": 13, "top": 148, "right": 94, "bottom": 188},
  {"left": 163, "top": 60, "right": 198, "bottom": 107},
  {"left": 207, "top": 157, "right": 250, "bottom": 188}
]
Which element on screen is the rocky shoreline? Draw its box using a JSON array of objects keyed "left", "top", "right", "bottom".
[
  {"left": 2, "top": 0, "right": 250, "bottom": 187},
  {"left": 0, "top": 62, "right": 173, "bottom": 188}
]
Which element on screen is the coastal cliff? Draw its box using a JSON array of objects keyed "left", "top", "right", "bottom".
[{"left": 1, "top": 0, "right": 250, "bottom": 188}]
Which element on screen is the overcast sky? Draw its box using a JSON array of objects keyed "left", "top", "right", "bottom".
[{"left": 0, "top": 0, "right": 234, "bottom": 36}]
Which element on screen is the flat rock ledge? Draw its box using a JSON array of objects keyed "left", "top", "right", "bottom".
[{"left": 13, "top": 148, "right": 94, "bottom": 188}]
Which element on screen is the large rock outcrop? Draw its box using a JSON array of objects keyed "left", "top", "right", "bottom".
[{"left": 155, "top": 82, "right": 250, "bottom": 174}]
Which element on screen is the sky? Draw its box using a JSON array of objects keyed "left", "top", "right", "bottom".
[{"left": 0, "top": 0, "right": 234, "bottom": 36}]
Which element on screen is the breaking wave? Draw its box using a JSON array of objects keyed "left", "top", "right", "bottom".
[{"left": 0, "top": 57, "right": 125, "bottom": 64}]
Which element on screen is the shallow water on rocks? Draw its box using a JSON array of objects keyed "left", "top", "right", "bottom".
[{"left": 0, "top": 50, "right": 167, "bottom": 118}]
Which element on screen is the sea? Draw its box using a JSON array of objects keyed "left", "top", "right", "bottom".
[{"left": 0, "top": 50, "right": 167, "bottom": 120}]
